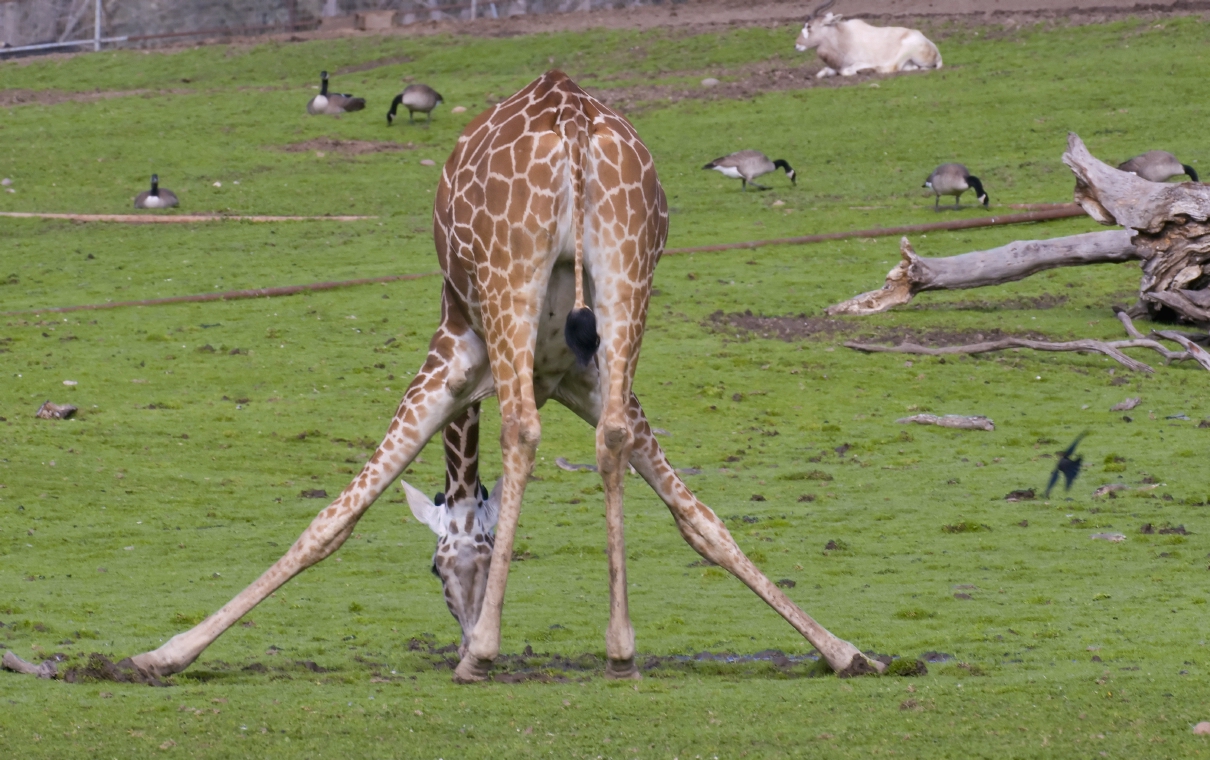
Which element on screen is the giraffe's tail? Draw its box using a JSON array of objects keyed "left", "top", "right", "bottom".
[{"left": 563, "top": 99, "right": 599, "bottom": 366}]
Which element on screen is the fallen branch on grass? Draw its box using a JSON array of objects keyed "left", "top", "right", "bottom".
[
  {"left": 2, "top": 651, "right": 57, "bottom": 678},
  {"left": 826, "top": 231, "right": 1138, "bottom": 316},
  {"left": 1064, "top": 133, "right": 1210, "bottom": 324},
  {"left": 845, "top": 336, "right": 1158, "bottom": 373},
  {"left": 845, "top": 296, "right": 1210, "bottom": 375},
  {"left": 895, "top": 414, "right": 995, "bottom": 431}
]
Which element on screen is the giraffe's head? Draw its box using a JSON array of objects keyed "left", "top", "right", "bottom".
[{"left": 402, "top": 477, "right": 501, "bottom": 658}]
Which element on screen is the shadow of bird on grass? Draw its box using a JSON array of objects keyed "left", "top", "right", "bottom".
[{"left": 1045, "top": 432, "right": 1088, "bottom": 499}]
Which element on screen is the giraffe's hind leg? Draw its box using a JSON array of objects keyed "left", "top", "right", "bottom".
[{"left": 126, "top": 319, "right": 490, "bottom": 679}]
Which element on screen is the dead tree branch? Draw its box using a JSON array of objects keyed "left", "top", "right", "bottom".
[
  {"left": 826, "top": 231, "right": 1138, "bottom": 316},
  {"left": 896, "top": 414, "right": 995, "bottom": 431},
  {"left": 1063, "top": 133, "right": 1210, "bottom": 324},
  {"left": 845, "top": 337, "right": 1157, "bottom": 373}
]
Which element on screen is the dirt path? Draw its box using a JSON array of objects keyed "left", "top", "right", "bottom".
[{"left": 326, "top": 0, "right": 1209, "bottom": 41}]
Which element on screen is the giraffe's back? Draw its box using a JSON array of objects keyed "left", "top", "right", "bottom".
[{"left": 433, "top": 71, "right": 668, "bottom": 327}]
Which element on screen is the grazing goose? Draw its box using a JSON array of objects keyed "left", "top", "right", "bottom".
[
  {"left": 923, "top": 163, "right": 988, "bottom": 210},
  {"left": 388, "top": 84, "right": 444, "bottom": 125},
  {"left": 1117, "top": 150, "right": 1198, "bottom": 183},
  {"left": 134, "top": 174, "right": 178, "bottom": 209},
  {"left": 702, "top": 150, "right": 796, "bottom": 191},
  {"left": 306, "top": 71, "right": 366, "bottom": 116}
]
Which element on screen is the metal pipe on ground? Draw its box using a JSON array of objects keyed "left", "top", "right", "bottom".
[
  {"left": 0, "top": 212, "right": 375, "bottom": 223},
  {"left": 662, "top": 204, "right": 1087, "bottom": 256},
  {"left": 1, "top": 273, "right": 441, "bottom": 317}
]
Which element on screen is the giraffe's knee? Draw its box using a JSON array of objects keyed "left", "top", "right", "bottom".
[
  {"left": 599, "top": 410, "right": 632, "bottom": 454},
  {"left": 500, "top": 413, "right": 541, "bottom": 456}
]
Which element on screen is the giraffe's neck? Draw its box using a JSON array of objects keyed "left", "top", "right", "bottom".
[{"left": 442, "top": 403, "right": 482, "bottom": 503}]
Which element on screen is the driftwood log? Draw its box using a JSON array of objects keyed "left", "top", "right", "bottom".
[
  {"left": 826, "top": 231, "right": 1138, "bottom": 316},
  {"left": 829, "top": 133, "right": 1210, "bottom": 325},
  {"left": 1064, "top": 133, "right": 1210, "bottom": 324}
]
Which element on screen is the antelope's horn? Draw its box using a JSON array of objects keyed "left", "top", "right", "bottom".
[{"left": 808, "top": 0, "right": 837, "bottom": 20}]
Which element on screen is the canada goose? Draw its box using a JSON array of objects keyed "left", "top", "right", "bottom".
[
  {"left": 387, "top": 84, "right": 444, "bottom": 125},
  {"left": 923, "top": 163, "right": 988, "bottom": 210},
  {"left": 1117, "top": 151, "right": 1198, "bottom": 183},
  {"left": 306, "top": 71, "right": 366, "bottom": 116},
  {"left": 134, "top": 174, "right": 178, "bottom": 209},
  {"left": 702, "top": 150, "right": 796, "bottom": 191}
]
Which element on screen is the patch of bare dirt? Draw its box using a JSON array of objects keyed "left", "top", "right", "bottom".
[
  {"left": 335, "top": 54, "right": 414, "bottom": 75},
  {"left": 862, "top": 326, "right": 1053, "bottom": 346},
  {"left": 704, "top": 309, "right": 859, "bottom": 342},
  {"left": 60, "top": 653, "right": 167, "bottom": 686},
  {"left": 586, "top": 60, "right": 885, "bottom": 114},
  {"left": 707, "top": 312, "right": 1055, "bottom": 346},
  {"left": 908, "top": 293, "right": 1069, "bottom": 311},
  {"left": 280, "top": 137, "right": 416, "bottom": 155},
  {"left": 0, "top": 88, "right": 151, "bottom": 107}
]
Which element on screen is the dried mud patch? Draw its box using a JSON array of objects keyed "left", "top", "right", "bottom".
[
  {"left": 335, "top": 54, "right": 414, "bottom": 75},
  {"left": 0, "top": 88, "right": 152, "bottom": 107},
  {"left": 60, "top": 653, "right": 167, "bottom": 686},
  {"left": 909, "top": 293, "right": 1069, "bottom": 312},
  {"left": 280, "top": 137, "right": 416, "bottom": 155},
  {"left": 586, "top": 62, "right": 887, "bottom": 114},
  {"left": 704, "top": 309, "right": 860, "bottom": 342},
  {"left": 861, "top": 326, "right": 1053, "bottom": 346}
]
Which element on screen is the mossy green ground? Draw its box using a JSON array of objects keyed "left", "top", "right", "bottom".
[{"left": 2, "top": 16, "right": 1210, "bottom": 758}]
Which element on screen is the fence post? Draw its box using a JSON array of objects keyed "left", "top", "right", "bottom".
[
  {"left": 471, "top": 0, "right": 477, "bottom": 19},
  {"left": 93, "top": 0, "right": 101, "bottom": 51}
]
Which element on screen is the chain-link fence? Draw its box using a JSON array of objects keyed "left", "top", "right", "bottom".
[{"left": 0, "top": 0, "right": 665, "bottom": 53}]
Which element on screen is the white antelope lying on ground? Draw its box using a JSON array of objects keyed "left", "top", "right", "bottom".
[{"left": 794, "top": 0, "right": 941, "bottom": 79}]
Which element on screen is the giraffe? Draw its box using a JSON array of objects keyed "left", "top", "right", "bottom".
[{"left": 119, "top": 70, "right": 879, "bottom": 682}]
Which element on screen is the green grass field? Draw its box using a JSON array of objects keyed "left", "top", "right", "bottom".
[{"left": 3, "top": 15, "right": 1210, "bottom": 758}]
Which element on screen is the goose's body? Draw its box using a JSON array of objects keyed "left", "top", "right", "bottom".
[
  {"left": 388, "top": 84, "right": 444, "bottom": 125},
  {"left": 134, "top": 174, "right": 178, "bottom": 209},
  {"left": 1117, "top": 151, "right": 1198, "bottom": 183},
  {"left": 307, "top": 71, "right": 366, "bottom": 116},
  {"left": 702, "top": 150, "right": 796, "bottom": 191},
  {"left": 923, "top": 163, "right": 987, "bottom": 209}
]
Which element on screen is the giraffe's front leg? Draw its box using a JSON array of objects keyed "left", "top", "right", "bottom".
[
  {"left": 126, "top": 324, "right": 490, "bottom": 679},
  {"left": 452, "top": 381, "right": 542, "bottom": 683}
]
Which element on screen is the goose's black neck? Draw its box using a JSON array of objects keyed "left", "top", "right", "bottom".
[
  {"left": 150, "top": 175, "right": 159, "bottom": 196},
  {"left": 966, "top": 175, "right": 988, "bottom": 205},
  {"left": 320, "top": 72, "right": 329, "bottom": 97}
]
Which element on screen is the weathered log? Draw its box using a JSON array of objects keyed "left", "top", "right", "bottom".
[
  {"left": 826, "top": 231, "right": 1138, "bottom": 316},
  {"left": 896, "top": 414, "right": 994, "bottom": 431},
  {"left": 1063, "top": 133, "right": 1210, "bottom": 323}
]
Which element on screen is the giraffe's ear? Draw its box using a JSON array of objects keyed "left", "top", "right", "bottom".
[
  {"left": 481, "top": 477, "right": 503, "bottom": 531},
  {"left": 401, "top": 480, "right": 445, "bottom": 535}
]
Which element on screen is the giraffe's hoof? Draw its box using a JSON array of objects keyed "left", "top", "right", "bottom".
[
  {"left": 452, "top": 655, "right": 493, "bottom": 684},
  {"left": 836, "top": 653, "right": 885, "bottom": 678},
  {"left": 605, "top": 658, "right": 641, "bottom": 680},
  {"left": 125, "top": 652, "right": 177, "bottom": 679}
]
